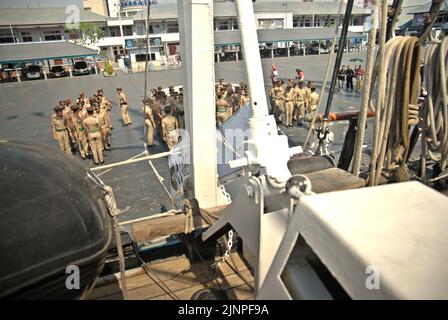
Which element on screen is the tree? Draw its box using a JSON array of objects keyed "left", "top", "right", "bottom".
[{"left": 68, "top": 23, "right": 104, "bottom": 47}]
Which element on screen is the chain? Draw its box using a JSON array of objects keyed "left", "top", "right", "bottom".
[{"left": 210, "top": 229, "right": 234, "bottom": 270}]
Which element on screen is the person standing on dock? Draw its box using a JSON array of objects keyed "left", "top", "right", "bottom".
[
  {"left": 216, "top": 92, "right": 231, "bottom": 125},
  {"left": 346, "top": 65, "right": 355, "bottom": 92},
  {"left": 116, "top": 88, "right": 132, "bottom": 127},
  {"left": 284, "top": 85, "right": 296, "bottom": 127},
  {"left": 69, "top": 104, "right": 88, "bottom": 160},
  {"left": 83, "top": 107, "right": 104, "bottom": 165},
  {"left": 143, "top": 98, "right": 156, "bottom": 147},
  {"left": 51, "top": 106, "right": 72, "bottom": 155},
  {"left": 309, "top": 87, "right": 320, "bottom": 113},
  {"left": 273, "top": 80, "right": 285, "bottom": 124},
  {"left": 294, "top": 81, "right": 306, "bottom": 126},
  {"left": 162, "top": 106, "right": 179, "bottom": 150},
  {"left": 271, "top": 64, "right": 278, "bottom": 84}
]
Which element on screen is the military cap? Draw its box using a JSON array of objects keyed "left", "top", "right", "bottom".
[
  {"left": 86, "top": 107, "right": 94, "bottom": 113},
  {"left": 53, "top": 106, "right": 62, "bottom": 112}
]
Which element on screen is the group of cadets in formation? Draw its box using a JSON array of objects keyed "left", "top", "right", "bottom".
[
  {"left": 215, "top": 79, "right": 250, "bottom": 125},
  {"left": 269, "top": 79, "right": 320, "bottom": 127},
  {"left": 51, "top": 79, "right": 320, "bottom": 163},
  {"left": 51, "top": 86, "right": 187, "bottom": 164},
  {"left": 51, "top": 89, "right": 114, "bottom": 165}
]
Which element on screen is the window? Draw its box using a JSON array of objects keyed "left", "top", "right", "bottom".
[
  {"left": 152, "top": 24, "right": 162, "bottom": 34},
  {"left": 21, "top": 31, "right": 33, "bottom": 42},
  {"left": 217, "top": 20, "right": 229, "bottom": 31},
  {"left": 231, "top": 19, "right": 239, "bottom": 30},
  {"left": 136, "top": 25, "right": 145, "bottom": 36},
  {"left": 123, "top": 26, "right": 133, "bottom": 36},
  {"left": 109, "top": 27, "right": 120, "bottom": 37},
  {"left": 258, "top": 19, "right": 284, "bottom": 30},
  {"left": 304, "top": 19, "right": 311, "bottom": 27},
  {"left": 293, "top": 18, "right": 300, "bottom": 28},
  {"left": 167, "top": 23, "right": 179, "bottom": 33},
  {"left": 44, "top": 30, "right": 62, "bottom": 41},
  {"left": 135, "top": 53, "right": 156, "bottom": 62},
  {"left": 0, "top": 33, "right": 14, "bottom": 43}
]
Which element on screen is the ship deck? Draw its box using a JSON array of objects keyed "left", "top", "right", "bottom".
[{"left": 88, "top": 253, "right": 254, "bottom": 300}]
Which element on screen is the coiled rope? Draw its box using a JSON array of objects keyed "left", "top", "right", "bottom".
[
  {"left": 421, "top": 37, "right": 448, "bottom": 182},
  {"left": 368, "top": 36, "right": 422, "bottom": 186}
]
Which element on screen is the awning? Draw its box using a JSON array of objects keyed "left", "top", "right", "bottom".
[
  {"left": 0, "top": 41, "right": 98, "bottom": 64},
  {"left": 214, "top": 28, "right": 365, "bottom": 46}
]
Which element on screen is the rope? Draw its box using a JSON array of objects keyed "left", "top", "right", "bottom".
[
  {"left": 303, "top": 0, "right": 345, "bottom": 152},
  {"left": 368, "top": 0, "right": 389, "bottom": 185},
  {"left": 421, "top": 37, "right": 448, "bottom": 182},
  {"left": 351, "top": 0, "right": 379, "bottom": 176},
  {"left": 86, "top": 170, "right": 131, "bottom": 300},
  {"left": 367, "top": 36, "right": 422, "bottom": 186}
]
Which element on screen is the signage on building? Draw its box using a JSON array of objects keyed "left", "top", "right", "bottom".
[
  {"left": 120, "top": 0, "right": 158, "bottom": 9},
  {"left": 124, "top": 37, "right": 162, "bottom": 49}
]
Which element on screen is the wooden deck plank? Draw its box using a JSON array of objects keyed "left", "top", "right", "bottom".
[
  {"left": 305, "top": 167, "right": 366, "bottom": 194},
  {"left": 90, "top": 253, "right": 253, "bottom": 300}
]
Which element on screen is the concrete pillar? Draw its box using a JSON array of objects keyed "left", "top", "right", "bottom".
[
  {"left": 318, "top": 40, "right": 321, "bottom": 55},
  {"left": 287, "top": 42, "right": 290, "bottom": 57},
  {"left": 177, "top": 0, "right": 220, "bottom": 209},
  {"left": 16, "top": 69, "right": 21, "bottom": 82},
  {"left": 303, "top": 42, "right": 306, "bottom": 56},
  {"left": 271, "top": 46, "right": 274, "bottom": 59},
  {"left": 236, "top": 47, "right": 239, "bottom": 62}
]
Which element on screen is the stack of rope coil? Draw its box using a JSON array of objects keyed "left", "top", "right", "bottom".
[
  {"left": 368, "top": 36, "right": 422, "bottom": 186},
  {"left": 421, "top": 37, "right": 448, "bottom": 181}
]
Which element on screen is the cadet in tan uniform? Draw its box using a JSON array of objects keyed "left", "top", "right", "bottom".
[
  {"left": 305, "top": 81, "right": 313, "bottom": 112},
  {"left": 240, "top": 91, "right": 250, "bottom": 108},
  {"left": 268, "top": 85, "right": 276, "bottom": 115},
  {"left": 294, "top": 81, "right": 306, "bottom": 126},
  {"left": 161, "top": 106, "right": 179, "bottom": 150},
  {"left": 283, "top": 86, "right": 296, "bottom": 127},
  {"left": 116, "top": 88, "right": 132, "bottom": 126},
  {"left": 216, "top": 92, "right": 231, "bottom": 125},
  {"left": 51, "top": 106, "right": 72, "bottom": 155},
  {"left": 83, "top": 107, "right": 104, "bottom": 165},
  {"left": 69, "top": 105, "right": 88, "bottom": 159},
  {"left": 143, "top": 98, "right": 156, "bottom": 147},
  {"left": 273, "top": 81, "right": 285, "bottom": 123},
  {"left": 308, "top": 87, "right": 320, "bottom": 113},
  {"left": 94, "top": 104, "right": 110, "bottom": 151}
]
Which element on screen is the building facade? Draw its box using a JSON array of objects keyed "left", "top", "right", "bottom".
[{"left": 0, "top": 1, "right": 371, "bottom": 71}]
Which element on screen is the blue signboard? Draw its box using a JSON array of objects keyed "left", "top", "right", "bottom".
[{"left": 120, "top": 0, "right": 158, "bottom": 9}]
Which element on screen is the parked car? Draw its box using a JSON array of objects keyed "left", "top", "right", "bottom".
[
  {"left": 24, "top": 65, "right": 43, "bottom": 80},
  {"left": 50, "top": 65, "right": 67, "bottom": 78},
  {"left": 73, "top": 61, "right": 90, "bottom": 76}
]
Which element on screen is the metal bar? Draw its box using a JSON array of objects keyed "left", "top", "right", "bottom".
[
  {"left": 338, "top": 118, "right": 358, "bottom": 171},
  {"left": 323, "top": 0, "right": 355, "bottom": 119},
  {"left": 235, "top": 0, "right": 269, "bottom": 117}
]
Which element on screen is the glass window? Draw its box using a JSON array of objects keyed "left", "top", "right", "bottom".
[
  {"left": 44, "top": 30, "right": 62, "bottom": 41},
  {"left": 21, "top": 31, "right": 33, "bottom": 42},
  {"left": 109, "top": 27, "right": 120, "bottom": 37},
  {"left": 258, "top": 19, "right": 284, "bottom": 30},
  {"left": 217, "top": 21, "right": 229, "bottom": 31},
  {"left": 136, "top": 25, "right": 145, "bottom": 35},
  {"left": 123, "top": 26, "right": 133, "bottom": 36},
  {"left": 293, "top": 18, "right": 300, "bottom": 28},
  {"left": 0, "top": 34, "right": 14, "bottom": 43},
  {"left": 167, "top": 23, "right": 179, "bottom": 33},
  {"left": 135, "top": 53, "right": 156, "bottom": 62}
]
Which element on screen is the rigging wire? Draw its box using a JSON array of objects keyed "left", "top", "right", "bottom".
[{"left": 303, "top": 0, "right": 345, "bottom": 152}]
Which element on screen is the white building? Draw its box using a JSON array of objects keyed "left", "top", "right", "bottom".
[{"left": 0, "top": 1, "right": 370, "bottom": 71}]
